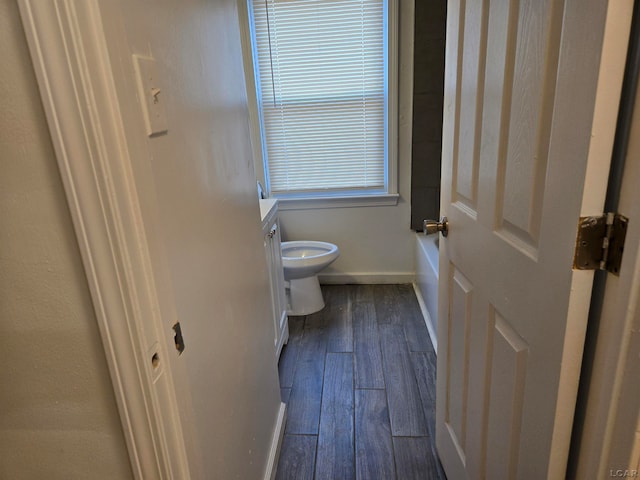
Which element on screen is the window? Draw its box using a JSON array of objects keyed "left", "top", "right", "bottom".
[{"left": 247, "top": 0, "right": 398, "bottom": 205}]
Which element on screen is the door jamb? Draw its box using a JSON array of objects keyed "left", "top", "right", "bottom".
[
  {"left": 17, "top": 1, "right": 191, "bottom": 478},
  {"left": 570, "top": 0, "right": 640, "bottom": 475}
]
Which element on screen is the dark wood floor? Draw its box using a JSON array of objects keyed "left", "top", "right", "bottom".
[{"left": 276, "top": 284, "right": 446, "bottom": 480}]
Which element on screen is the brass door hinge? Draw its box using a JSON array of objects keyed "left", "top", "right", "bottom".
[{"left": 574, "top": 213, "right": 628, "bottom": 275}]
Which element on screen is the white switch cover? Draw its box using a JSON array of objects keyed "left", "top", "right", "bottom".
[{"left": 133, "top": 54, "right": 168, "bottom": 137}]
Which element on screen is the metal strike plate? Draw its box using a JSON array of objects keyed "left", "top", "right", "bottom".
[{"left": 173, "top": 322, "right": 185, "bottom": 354}]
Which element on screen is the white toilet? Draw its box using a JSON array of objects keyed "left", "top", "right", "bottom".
[{"left": 281, "top": 241, "right": 340, "bottom": 316}]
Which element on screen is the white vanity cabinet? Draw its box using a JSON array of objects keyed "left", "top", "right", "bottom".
[{"left": 260, "top": 199, "right": 289, "bottom": 359}]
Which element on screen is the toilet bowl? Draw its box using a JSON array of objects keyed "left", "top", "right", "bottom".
[{"left": 281, "top": 241, "right": 340, "bottom": 315}]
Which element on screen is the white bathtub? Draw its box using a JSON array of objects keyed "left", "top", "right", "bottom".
[{"left": 414, "top": 233, "right": 439, "bottom": 353}]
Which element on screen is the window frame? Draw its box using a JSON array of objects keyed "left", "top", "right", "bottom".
[{"left": 241, "top": 0, "right": 399, "bottom": 210}]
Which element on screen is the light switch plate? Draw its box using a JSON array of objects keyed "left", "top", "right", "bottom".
[{"left": 133, "top": 54, "right": 168, "bottom": 137}]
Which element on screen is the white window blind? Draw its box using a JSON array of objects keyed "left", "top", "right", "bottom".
[{"left": 249, "top": 0, "right": 388, "bottom": 196}]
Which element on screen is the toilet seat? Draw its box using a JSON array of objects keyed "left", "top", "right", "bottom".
[{"left": 281, "top": 241, "right": 339, "bottom": 280}]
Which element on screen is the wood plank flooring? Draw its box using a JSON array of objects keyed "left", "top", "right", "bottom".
[{"left": 276, "top": 284, "right": 446, "bottom": 480}]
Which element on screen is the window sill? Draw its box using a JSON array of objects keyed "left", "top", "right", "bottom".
[{"left": 274, "top": 193, "right": 400, "bottom": 211}]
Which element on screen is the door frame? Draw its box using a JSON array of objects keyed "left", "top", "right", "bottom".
[
  {"left": 573, "top": 3, "right": 640, "bottom": 473},
  {"left": 17, "top": 1, "right": 190, "bottom": 478}
]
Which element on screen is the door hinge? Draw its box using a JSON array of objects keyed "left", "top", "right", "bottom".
[{"left": 574, "top": 213, "right": 628, "bottom": 275}]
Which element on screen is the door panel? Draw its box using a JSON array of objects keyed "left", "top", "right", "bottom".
[
  {"left": 485, "top": 313, "right": 528, "bottom": 480},
  {"left": 446, "top": 266, "right": 473, "bottom": 451},
  {"left": 436, "top": 0, "right": 628, "bottom": 478},
  {"left": 498, "top": 0, "right": 562, "bottom": 250},
  {"left": 452, "top": 0, "right": 486, "bottom": 214}
]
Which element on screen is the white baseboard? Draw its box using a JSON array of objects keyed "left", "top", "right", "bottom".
[
  {"left": 264, "top": 402, "right": 287, "bottom": 480},
  {"left": 412, "top": 282, "right": 438, "bottom": 354},
  {"left": 318, "top": 272, "right": 415, "bottom": 284}
]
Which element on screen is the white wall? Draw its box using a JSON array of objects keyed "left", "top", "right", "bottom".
[
  {"left": 277, "top": 0, "right": 416, "bottom": 283},
  {"left": 0, "top": 1, "right": 133, "bottom": 477},
  {"left": 97, "top": 0, "right": 283, "bottom": 478}
]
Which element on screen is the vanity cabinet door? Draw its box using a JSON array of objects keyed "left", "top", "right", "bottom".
[{"left": 264, "top": 219, "right": 288, "bottom": 359}]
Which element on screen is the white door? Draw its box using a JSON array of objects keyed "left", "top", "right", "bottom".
[{"left": 436, "top": 0, "right": 632, "bottom": 478}]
